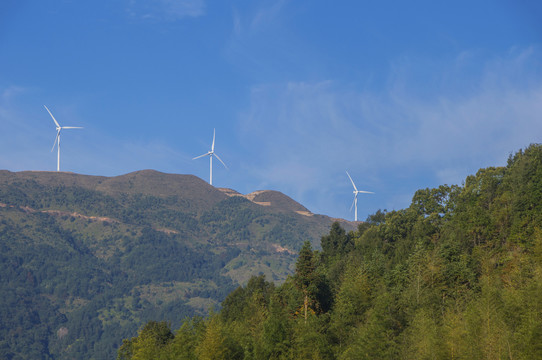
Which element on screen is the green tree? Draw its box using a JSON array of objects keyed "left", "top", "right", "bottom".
[
  {"left": 402, "top": 308, "right": 444, "bottom": 360},
  {"left": 339, "top": 292, "right": 398, "bottom": 360},
  {"left": 441, "top": 306, "right": 470, "bottom": 360},
  {"left": 221, "top": 275, "right": 274, "bottom": 323},
  {"left": 295, "top": 241, "right": 318, "bottom": 321},
  {"left": 195, "top": 315, "right": 243, "bottom": 360},
  {"left": 260, "top": 296, "right": 292, "bottom": 360},
  {"left": 330, "top": 264, "right": 371, "bottom": 347},
  {"left": 167, "top": 317, "right": 205, "bottom": 360},
  {"left": 321, "top": 222, "right": 354, "bottom": 290},
  {"left": 463, "top": 261, "right": 511, "bottom": 360},
  {"left": 117, "top": 321, "right": 173, "bottom": 360},
  {"left": 292, "top": 315, "right": 334, "bottom": 360},
  {"left": 321, "top": 222, "right": 352, "bottom": 260}
]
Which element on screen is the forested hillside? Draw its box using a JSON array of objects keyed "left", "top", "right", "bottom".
[
  {"left": 119, "top": 144, "right": 542, "bottom": 359},
  {"left": 0, "top": 170, "right": 344, "bottom": 360}
]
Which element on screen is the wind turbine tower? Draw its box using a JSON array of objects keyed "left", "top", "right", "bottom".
[
  {"left": 346, "top": 170, "right": 374, "bottom": 222},
  {"left": 193, "top": 129, "right": 228, "bottom": 185},
  {"left": 44, "top": 105, "right": 83, "bottom": 172}
]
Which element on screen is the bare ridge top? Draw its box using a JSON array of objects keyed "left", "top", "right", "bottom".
[{"left": 248, "top": 190, "right": 310, "bottom": 213}]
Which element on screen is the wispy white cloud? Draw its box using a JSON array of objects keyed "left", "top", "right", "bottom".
[
  {"left": 249, "top": 0, "right": 287, "bottom": 31},
  {"left": 226, "top": 1, "right": 301, "bottom": 82},
  {"left": 232, "top": 8, "right": 241, "bottom": 35},
  {"left": 230, "top": 0, "right": 287, "bottom": 35},
  {"left": 237, "top": 46, "right": 542, "bottom": 215},
  {"left": 127, "top": 0, "right": 205, "bottom": 22},
  {"left": 1, "top": 86, "right": 25, "bottom": 101}
]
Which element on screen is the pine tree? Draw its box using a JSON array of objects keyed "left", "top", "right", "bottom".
[{"left": 295, "top": 241, "right": 317, "bottom": 321}]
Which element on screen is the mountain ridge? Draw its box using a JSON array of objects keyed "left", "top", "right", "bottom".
[{"left": 0, "top": 169, "right": 351, "bottom": 223}]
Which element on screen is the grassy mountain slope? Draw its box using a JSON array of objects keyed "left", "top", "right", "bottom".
[{"left": 0, "top": 170, "right": 350, "bottom": 360}]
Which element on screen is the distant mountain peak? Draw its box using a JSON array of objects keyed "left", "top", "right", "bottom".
[{"left": 218, "top": 188, "right": 313, "bottom": 215}]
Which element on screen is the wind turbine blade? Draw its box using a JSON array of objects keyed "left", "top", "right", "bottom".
[
  {"left": 62, "top": 126, "right": 83, "bottom": 129},
  {"left": 358, "top": 190, "right": 375, "bottom": 194},
  {"left": 350, "top": 197, "right": 355, "bottom": 211},
  {"left": 193, "top": 152, "right": 211, "bottom": 160},
  {"left": 51, "top": 131, "right": 60, "bottom": 152},
  {"left": 213, "top": 153, "right": 228, "bottom": 169},
  {"left": 211, "top": 128, "right": 215, "bottom": 152},
  {"left": 44, "top": 105, "right": 60, "bottom": 128},
  {"left": 346, "top": 171, "right": 358, "bottom": 191}
]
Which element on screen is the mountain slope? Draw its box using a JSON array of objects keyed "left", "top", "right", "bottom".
[{"left": 0, "top": 170, "right": 353, "bottom": 360}]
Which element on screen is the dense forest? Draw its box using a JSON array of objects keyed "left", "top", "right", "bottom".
[
  {"left": 0, "top": 170, "right": 340, "bottom": 359},
  {"left": 118, "top": 144, "right": 542, "bottom": 359}
]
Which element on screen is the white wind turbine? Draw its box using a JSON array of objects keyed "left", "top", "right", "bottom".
[
  {"left": 44, "top": 105, "right": 83, "bottom": 172},
  {"left": 193, "top": 129, "right": 228, "bottom": 185},
  {"left": 346, "top": 170, "right": 374, "bottom": 222}
]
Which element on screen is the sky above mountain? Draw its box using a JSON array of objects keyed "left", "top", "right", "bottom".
[{"left": 1, "top": 0, "right": 541, "bottom": 221}]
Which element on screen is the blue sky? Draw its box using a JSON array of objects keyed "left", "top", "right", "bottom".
[{"left": 1, "top": 0, "right": 541, "bottom": 221}]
